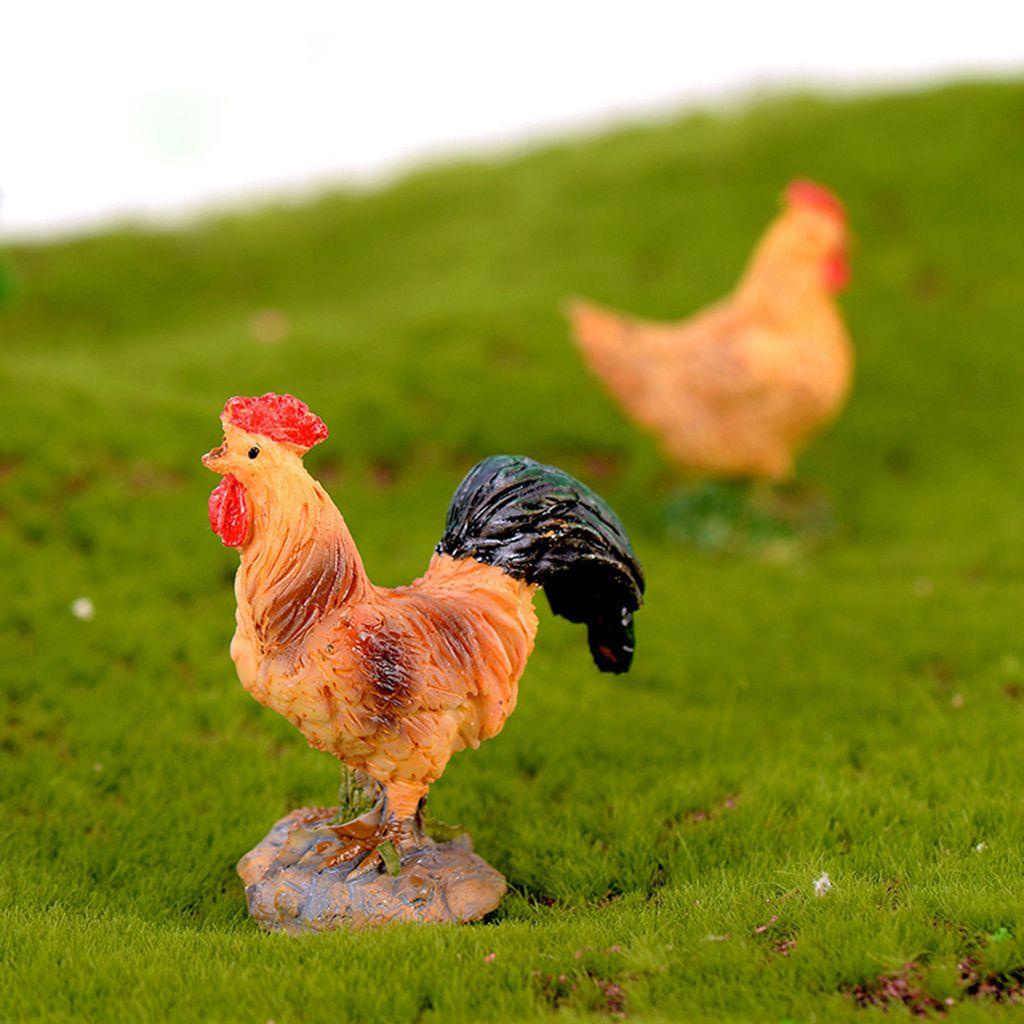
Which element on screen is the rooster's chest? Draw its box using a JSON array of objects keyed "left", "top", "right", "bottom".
[{"left": 229, "top": 623, "right": 379, "bottom": 756}]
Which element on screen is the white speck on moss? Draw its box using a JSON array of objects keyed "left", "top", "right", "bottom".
[
  {"left": 71, "top": 597, "right": 95, "bottom": 621},
  {"left": 813, "top": 872, "right": 832, "bottom": 897}
]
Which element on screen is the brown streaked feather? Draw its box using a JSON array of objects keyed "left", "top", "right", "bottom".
[{"left": 351, "top": 619, "right": 417, "bottom": 726}]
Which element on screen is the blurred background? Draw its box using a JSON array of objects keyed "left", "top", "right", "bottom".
[
  {"left": 2, "top": 1, "right": 1021, "bottom": 239},
  {"left": 4, "top": 8, "right": 1024, "bottom": 1021}
]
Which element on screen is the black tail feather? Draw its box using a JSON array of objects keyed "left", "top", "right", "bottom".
[{"left": 437, "top": 456, "right": 644, "bottom": 673}]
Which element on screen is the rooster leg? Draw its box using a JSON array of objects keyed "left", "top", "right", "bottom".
[
  {"left": 310, "top": 770, "right": 387, "bottom": 872},
  {"left": 381, "top": 781, "right": 429, "bottom": 847},
  {"left": 335, "top": 768, "right": 383, "bottom": 825},
  {"left": 345, "top": 782, "right": 429, "bottom": 877}
]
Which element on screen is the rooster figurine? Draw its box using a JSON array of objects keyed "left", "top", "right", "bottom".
[
  {"left": 203, "top": 393, "right": 644, "bottom": 929},
  {"left": 568, "top": 180, "right": 853, "bottom": 481}
]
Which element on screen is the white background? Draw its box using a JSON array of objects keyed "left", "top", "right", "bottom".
[{"left": 1, "top": 2, "right": 1021, "bottom": 239}]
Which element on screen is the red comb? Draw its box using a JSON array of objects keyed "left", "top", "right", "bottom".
[
  {"left": 223, "top": 393, "right": 329, "bottom": 450},
  {"left": 786, "top": 179, "right": 845, "bottom": 221}
]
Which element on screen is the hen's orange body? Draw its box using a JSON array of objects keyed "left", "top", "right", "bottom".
[{"left": 569, "top": 181, "right": 854, "bottom": 480}]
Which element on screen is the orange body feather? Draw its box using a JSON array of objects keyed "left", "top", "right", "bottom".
[{"left": 569, "top": 182, "right": 854, "bottom": 480}]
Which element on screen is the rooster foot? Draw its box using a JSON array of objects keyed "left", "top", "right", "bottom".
[
  {"left": 345, "top": 818, "right": 422, "bottom": 879},
  {"left": 307, "top": 801, "right": 383, "bottom": 873}
]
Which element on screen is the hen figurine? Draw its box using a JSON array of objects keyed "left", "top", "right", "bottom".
[
  {"left": 203, "top": 393, "right": 644, "bottom": 930},
  {"left": 568, "top": 180, "right": 853, "bottom": 481}
]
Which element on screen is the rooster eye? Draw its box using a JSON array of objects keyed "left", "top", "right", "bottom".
[{"left": 248, "top": 446, "right": 260, "bottom": 460}]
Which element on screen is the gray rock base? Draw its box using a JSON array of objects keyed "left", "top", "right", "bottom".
[{"left": 238, "top": 806, "right": 507, "bottom": 932}]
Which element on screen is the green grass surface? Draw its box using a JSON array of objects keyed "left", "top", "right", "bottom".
[{"left": 3, "top": 80, "right": 1024, "bottom": 1022}]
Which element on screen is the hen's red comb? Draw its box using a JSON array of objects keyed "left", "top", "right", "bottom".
[
  {"left": 223, "top": 393, "right": 329, "bottom": 450},
  {"left": 786, "top": 179, "right": 845, "bottom": 221}
]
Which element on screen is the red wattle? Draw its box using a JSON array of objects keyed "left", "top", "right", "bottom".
[
  {"left": 824, "top": 250, "right": 850, "bottom": 292},
  {"left": 209, "top": 475, "right": 251, "bottom": 547}
]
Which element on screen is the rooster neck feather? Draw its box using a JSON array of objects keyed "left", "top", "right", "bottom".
[{"left": 236, "top": 466, "right": 367, "bottom": 652}]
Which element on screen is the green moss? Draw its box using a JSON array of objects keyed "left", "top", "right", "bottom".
[{"left": 2, "top": 79, "right": 1024, "bottom": 1021}]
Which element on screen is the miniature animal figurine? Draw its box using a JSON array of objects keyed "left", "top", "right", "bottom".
[
  {"left": 203, "top": 392, "right": 644, "bottom": 929},
  {"left": 568, "top": 180, "right": 853, "bottom": 480}
]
